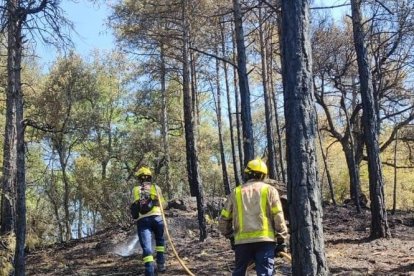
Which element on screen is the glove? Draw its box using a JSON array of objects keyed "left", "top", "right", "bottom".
[
  {"left": 229, "top": 236, "right": 235, "bottom": 250},
  {"left": 130, "top": 201, "right": 140, "bottom": 219},
  {"left": 275, "top": 243, "right": 287, "bottom": 256}
]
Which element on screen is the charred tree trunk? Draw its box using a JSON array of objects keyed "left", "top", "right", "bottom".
[
  {"left": 10, "top": 0, "right": 27, "bottom": 273},
  {"left": 281, "top": 0, "right": 329, "bottom": 274},
  {"left": 273, "top": 3, "right": 286, "bottom": 183},
  {"left": 77, "top": 197, "right": 83, "bottom": 239},
  {"left": 259, "top": 4, "right": 277, "bottom": 180},
  {"left": 317, "top": 128, "right": 336, "bottom": 206},
  {"left": 221, "top": 21, "right": 241, "bottom": 186},
  {"left": 160, "top": 42, "right": 172, "bottom": 199},
  {"left": 272, "top": 91, "right": 285, "bottom": 183},
  {"left": 182, "top": 0, "right": 207, "bottom": 241},
  {"left": 189, "top": 47, "right": 200, "bottom": 128},
  {"left": 341, "top": 92, "right": 361, "bottom": 212},
  {"left": 232, "top": 0, "right": 254, "bottom": 165},
  {"left": 15, "top": 30, "right": 26, "bottom": 276},
  {"left": 392, "top": 130, "right": 398, "bottom": 215},
  {"left": 215, "top": 44, "right": 230, "bottom": 195},
  {"left": 232, "top": 29, "right": 244, "bottom": 178},
  {"left": 1, "top": 0, "right": 20, "bottom": 237},
  {"left": 350, "top": 0, "right": 390, "bottom": 239},
  {"left": 3, "top": 1, "right": 55, "bottom": 273}
]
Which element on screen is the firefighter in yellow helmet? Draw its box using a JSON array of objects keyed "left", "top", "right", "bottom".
[
  {"left": 219, "top": 159, "right": 288, "bottom": 276},
  {"left": 130, "top": 166, "right": 167, "bottom": 275}
]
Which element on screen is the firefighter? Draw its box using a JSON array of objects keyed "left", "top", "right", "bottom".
[
  {"left": 130, "top": 166, "right": 167, "bottom": 275},
  {"left": 219, "top": 159, "right": 288, "bottom": 276}
]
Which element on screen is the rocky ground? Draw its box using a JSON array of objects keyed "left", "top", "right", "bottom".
[{"left": 26, "top": 200, "right": 414, "bottom": 275}]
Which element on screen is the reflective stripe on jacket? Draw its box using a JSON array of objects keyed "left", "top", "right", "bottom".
[
  {"left": 219, "top": 180, "right": 288, "bottom": 245},
  {"left": 132, "top": 182, "right": 166, "bottom": 220}
]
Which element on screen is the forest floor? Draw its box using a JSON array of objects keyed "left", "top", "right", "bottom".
[{"left": 26, "top": 199, "right": 414, "bottom": 276}]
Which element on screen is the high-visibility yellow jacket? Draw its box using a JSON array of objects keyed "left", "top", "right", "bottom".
[
  {"left": 219, "top": 179, "right": 288, "bottom": 245},
  {"left": 132, "top": 182, "right": 167, "bottom": 220}
]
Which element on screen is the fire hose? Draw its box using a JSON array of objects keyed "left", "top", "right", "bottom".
[
  {"left": 156, "top": 189, "right": 195, "bottom": 276},
  {"left": 156, "top": 189, "right": 291, "bottom": 275}
]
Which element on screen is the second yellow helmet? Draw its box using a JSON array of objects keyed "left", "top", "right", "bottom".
[{"left": 244, "top": 159, "right": 268, "bottom": 175}]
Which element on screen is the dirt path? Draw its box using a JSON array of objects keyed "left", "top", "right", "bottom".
[{"left": 26, "top": 205, "right": 414, "bottom": 275}]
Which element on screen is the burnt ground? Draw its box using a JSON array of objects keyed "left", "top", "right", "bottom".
[{"left": 26, "top": 203, "right": 414, "bottom": 276}]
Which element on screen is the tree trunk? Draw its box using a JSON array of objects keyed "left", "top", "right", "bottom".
[
  {"left": 317, "top": 127, "right": 336, "bottom": 206},
  {"left": 273, "top": 3, "right": 286, "bottom": 183},
  {"left": 280, "top": 0, "right": 329, "bottom": 274},
  {"left": 215, "top": 44, "right": 230, "bottom": 195},
  {"left": 46, "top": 184, "right": 64, "bottom": 243},
  {"left": 341, "top": 91, "right": 361, "bottom": 212},
  {"left": 270, "top": 83, "right": 286, "bottom": 182},
  {"left": 77, "top": 197, "right": 83, "bottom": 239},
  {"left": 259, "top": 4, "right": 277, "bottom": 179},
  {"left": 182, "top": 0, "right": 207, "bottom": 241},
  {"left": 220, "top": 21, "right": 241, "bottom": 186},
  {"left": 392, "top": 130, "right": 398, "bottom": 214},
  {"left": 56, "top": 144, "right": 72, "bottom": 241},
  {"left": 190, "top": 46, "right": 200, "bottom": 128},
  {"left": 350, "top": 0, "right": 390, "bottom": 239},
  {"left": 232, "top": 29, "right": 244, "bottom": 179},
  {"left": 12, "top": 0, "right": 27, "bottom": 273},
  {"left": 160, "top": 42, "right": 172, "bottom": 199},
  {"left": 1, "top": 0, "right": 19, "bottom": 236},
  {"left": 232, "top": 0, "right": 254, "bottom": 165}
]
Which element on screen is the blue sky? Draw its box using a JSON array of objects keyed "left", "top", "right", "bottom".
[
  {"left": 35, "top": 0, "right": 348, "bottom": 69},
  {"left": 36, "top": 1, "right": 115, "bottom": 68}
]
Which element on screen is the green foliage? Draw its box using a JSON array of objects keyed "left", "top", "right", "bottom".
[
  {"left": 319, "top": 132, "right": 414, "bottom": 210},
  {"left": 0, "top": 233, "right": 15, "bottom": 276},
  {"left": 3, "top": 0, "right": 411, "bottom": 247}
]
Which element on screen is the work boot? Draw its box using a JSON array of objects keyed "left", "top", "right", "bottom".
[{"left": 157, "top": 263, "right": 166, "bottom": 273}]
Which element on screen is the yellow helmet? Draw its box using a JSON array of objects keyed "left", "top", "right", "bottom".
[
  {"left": 136, "top": 166, "right": 152, "bottom": 178},
  {"left": 244, "top": 159, "right": 268, "bottom": 175}
]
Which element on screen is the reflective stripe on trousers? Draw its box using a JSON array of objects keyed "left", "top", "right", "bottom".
[{"left": 137, "top": 215, "right": 165, "bottom": 276}]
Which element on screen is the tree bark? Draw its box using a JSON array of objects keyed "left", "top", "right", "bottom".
[
  {"left": 392, "top": 130, "right": 398, "bottom": 215},
  {"left": 232, "top": 28, "right": 244, "bottom": 179},
  {"left": 220, "top": 21, "right": 241, "bottom": 186},
  {"left": 77, "top": 197, "right": 83, "bottom": 239},
  {"left": 190, "top": 46, "right": 200, "bottom": 128},
  {"left": 160, "top": 42, "right": 172, "bottom": 199},
  {"left": 317, "top": 128, "right": 336, "bottom": 206},
  {"left": 215, "top": 44, "right": 231, "bottom": 195},
  {"left": 56, "top": 145, "right": 72, "bottom": 241},
  {"left": 281, "top": 0, "right": 329, "bottom": 274},
  {"left": 341, "top": 86, "right": 361, "bottom": 211},
  {"left": 232, "top": 0, "right": 254, "bottom": 165},
  {"left": 273, "top": 2, "right": 286, "bottom": 183},
  {"left": 259, "top": 4, "right": 277, "bottom": 180},
  {"left": 46, "top": 182, "right": 64, "bottom": 243},
  {"left": 350, "top": 0, "right": 390, "bottom": 239},
  {"left": 1, "top": 0, "right": 19, "bottom": 236},
  {"left": 11, "top": 0, "right": 27, "bottom": 273},
  {"left": 182, "top": 0, "right": 207, "bottom": 241}
]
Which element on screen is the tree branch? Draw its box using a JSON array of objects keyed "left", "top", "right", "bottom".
[
  {"left": 25, "top": 0, "right": 48, "bottom": 15},
  {"left": 382, "top": 161, "right": 414, "bottom": 169},
  {"left": 189, "top": 47, "right": 238, "bottom": 69},
  {"left": 373, "top": 0, "right": 393, "bottom": 15},
  {"left": 311, "top": 2, "right": 350, "bottom": 10},
  {"left": 259, "top": 0, "right": 279, "bottom": 13}
]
